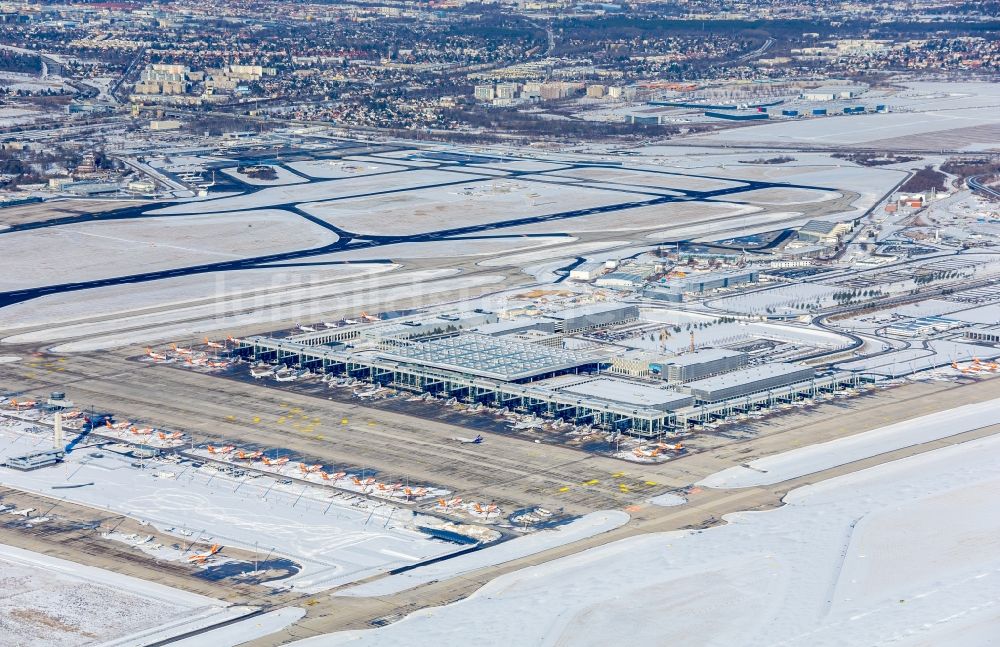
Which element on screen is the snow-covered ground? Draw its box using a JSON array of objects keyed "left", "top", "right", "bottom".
[
  {"left": 298, "top": 179, "right": 650, "bottom": 236},
  {"left": 319, "top": 237, "right": 574, "bottom": 262},
  {"left": 340, "top": 511, "right": 629, "bottom": 598},
  {"left": 0, "top": 542, "right": 239, "bottom": 647},
  {"left": 285, "top": 159, "right": 410, "bottom": 179},
  {"left": 220, "top": 165, "right": 308, "bottom": 186},
  {"left": 0, "top": 211, "right": 337, "bottom": 291},
  {"left": 699, "top": 397, "right": 1000, "bottom": 488},
  {"left": 39, "top": 272, "right": 505, "bottom": 352},
  {"left": 151, "top": 169, "right": 490, "bottom": 215},
  {"left": 290, "top": 432, "right": 1000, "bottom": 646},
  {"left": 642, "top": 207, "right": 801, "bottom": 241},
  {"left": 170, "top": 607, "right": 305, "bottom": 647},
  {"left": 479, "top": 241, "right": 631, "bottom": 267},
  {"left": 545, "top": 167, "right": 743, "bottom": 192},
  {"left": 0, "top": 425, "right": 464, "bottom": 593},
  {"left": 494, "top": 200, "right": 761, "bottom": 236},
  {"left": 0, "top": 263, "right": 397, "bottom": 333}
]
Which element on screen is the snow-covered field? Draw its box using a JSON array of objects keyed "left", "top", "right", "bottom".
[
  {"left": 493, "top": 200, "right": 762, "bottom": 236},
  {"left": 0, "top": 543, "right": 236, "bottom": 647},
  {"left": 546, "top": 167, "right": 744, "bottom": 192},
  {"left": 340, "top": 511, "right": 629, "bottom": 598},
  {"left": 0, "top": 426, "right": 463, "bottom": 593},
  {"left": 478, "top": 240, "right": 631, "bottom": 268},
  {"left": 49, "top": 274, "right": 503, "bottom": 351},
  {"left": 699, "top": 397, "right": 1000, "bottom": 488},
  {"left": 0, "top": 263, "right": 397, "bottom": 333},
  {"left": 642, "top": 207, "right": 798, "bottom": 241},
  {"left": 220, "top": 165, "right": 308, "bottom": 186},
  {"left": 285, "top": 159, "right": 410, "bottom": 179},
  {"left": 7, "top": 270, "right": 504, "bottom": 351},
  {"left": 298, "top": 179, "right": 650, "bottom": 236},
  {"left": 170, "top": 607, "right": 305, "bottom": 647},
  {"left": 0, "top": 211, "right": 337, "bottom": 291},
  {"left": 321, "top": 237, "right": 574, "bottom": 261},
  {"left": 151, "top": 169, "right": 490, "bottom": 215},
  {"left": 733, "top": 186, "right": 840, "bottom": 205},
  {"left": 291, "top": 432, "right": 1000, "bottom": 646}
]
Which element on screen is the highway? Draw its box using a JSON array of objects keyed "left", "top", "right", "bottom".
[{"left": 968, "top": 174, "right": 1000, "bottom": 200}]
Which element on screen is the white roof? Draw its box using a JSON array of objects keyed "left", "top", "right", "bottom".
[{"left": 560, "top": 378, "right": 692, "bottom": 409}]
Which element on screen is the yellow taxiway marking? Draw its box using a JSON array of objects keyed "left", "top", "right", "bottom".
[
  {"left": 645, "top": 481, "right": 657, "bottom": 487},
  {"left": 558, "top": 486, "right": 570, "bottom": 493},
  {"left": 225, "top": 415, "right": 236, "bottom": 421},
  {"left": 252, "top": 416, "right": 261, "bottom": 423},
  {"left": 341, "top": 418, "right": 349, "bottom": 425},
  {"left": 611, "top": 471, "right": 626, "bottom": 478},
  {"left": 583, "top": 479, "right": 600, "bottom": 486}
]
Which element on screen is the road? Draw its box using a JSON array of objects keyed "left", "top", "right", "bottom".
[{"left": 968, "top": 174, "right": 1000, "bottom": 200}]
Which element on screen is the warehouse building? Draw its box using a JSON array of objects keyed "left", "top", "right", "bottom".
[
  {"left": 798, "top": 219, "right": 852, "bottom": 243},
  {"left": 594, "top": 272, "right": 647, "bottom": 289},
  {"left": 682, "top": 363, "right": 815, "bottom": 402},
  {"left": 641, "top": 286, "right": 685, "bottom": 302},
  {"left": 569, "top": 261, "right": 606, "bottom": 281},
  {"left": 658, "top": 348, "right": 748, "bottom": 384}
]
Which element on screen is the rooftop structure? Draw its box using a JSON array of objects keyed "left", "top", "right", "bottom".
[
  {"left": 658, "top": 348, "right": 748, "bottom": 383},
  {"left": 682, "top": 363, "right": 815, "bottom": 402},
  {"left": 558, "top": 378, "right": 694, "bottom": 411},
  {"left": 3, "top": 449, "right": 65, "bottom": 471},
  {"left": 663, "top": 270, "right": 758, "bottom": 294},
  {"left": 377, "top": 333, "right": 600, "bottom": 382},
  {"left": 885, "top": 316, "right": 964, "bottom": 338},
  {"left": 798, "top": 219, "right": 852, "bottom": 243},
  {"left": 547, "top": 303, "right": 640, "bottom": 333},
  {"left": 965, "top": 324, "right": 1000, "bottom": 344}
]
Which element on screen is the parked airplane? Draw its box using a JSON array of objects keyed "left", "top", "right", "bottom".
[
  {"left": 203, "top": 337, "right": 224, "bottom": 349},
  {"left": 452, "top": 434, "right": 483, "bottom": 444},
  {"left": 187, "top": 544, "right": 222, "bottom": 563},
  {"left": 170, "top": 343, "right": 193, "bottom": 356},
  {"left": 9, "top": 508, "right": 34, "bottom": 517},
  {"left": 145, "top": 348, "right": 167, "bottom": 361}
]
